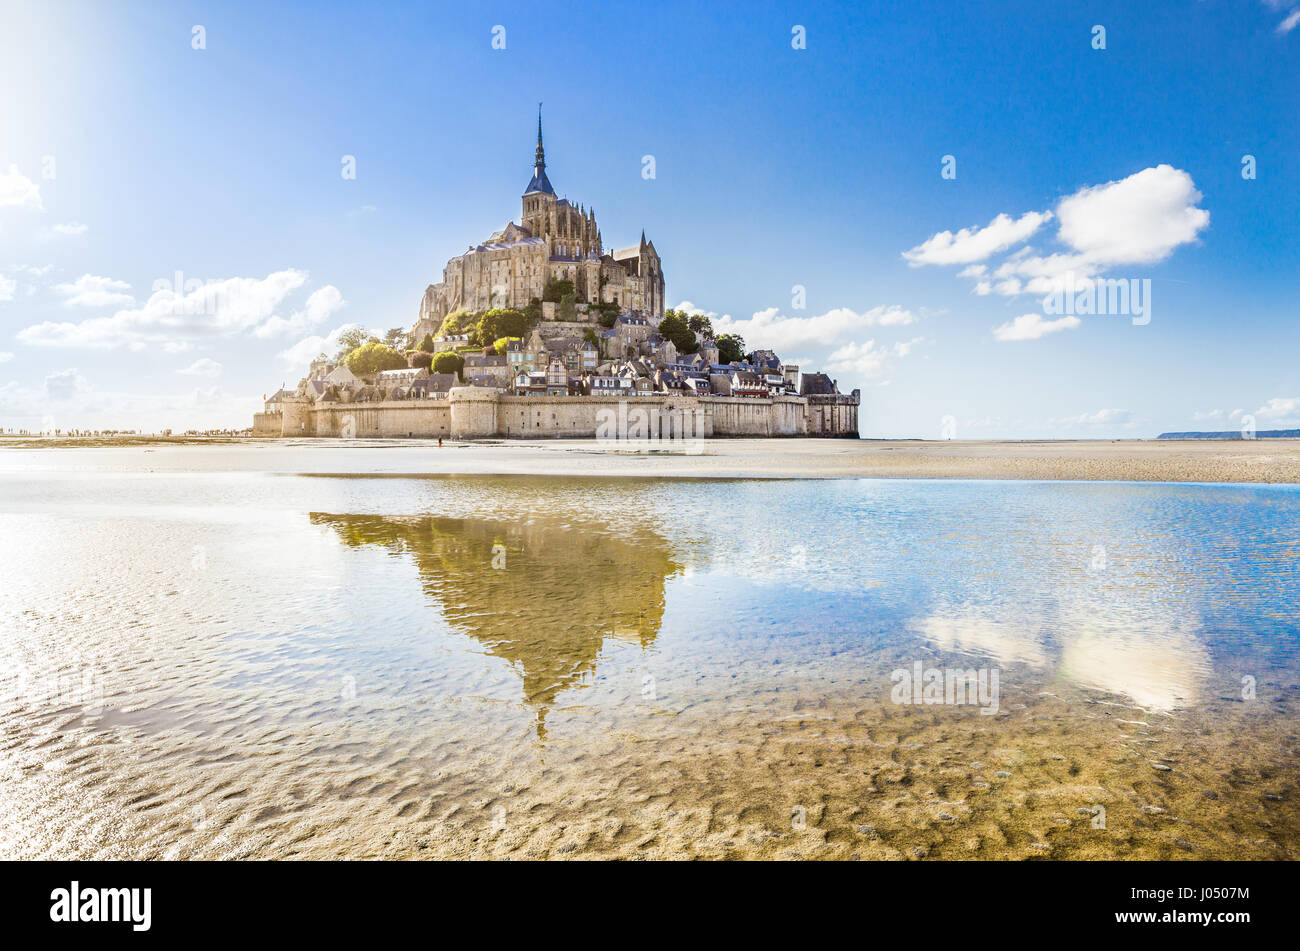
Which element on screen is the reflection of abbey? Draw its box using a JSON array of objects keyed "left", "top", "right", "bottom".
[
  {"left": 411, "top": 111, "right": 665, "bottom": 340},
  {"left": 254, "top": 112, "right": 859, "bottom": 439},
  {"left": 311, "top": 511, "right": 677, "bottom": 740}
]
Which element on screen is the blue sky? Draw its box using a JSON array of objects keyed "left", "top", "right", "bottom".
[{"left": 1, "top": 0, "right": 1297, "bottom": 436}]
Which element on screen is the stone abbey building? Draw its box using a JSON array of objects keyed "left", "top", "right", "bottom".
[{"left": 411, "top": 111, "right": 665, "bottom": 341}]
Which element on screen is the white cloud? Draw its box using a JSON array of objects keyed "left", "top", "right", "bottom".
[
  {"left": 992, "top": 313, "right": 1081, "bottom": 341},
  {"left": 824, "top": 340, "right": 891, "bottom": 379},
  {"left": 52, "top": 221, "right": 88, "bottom": 236},
  {"left": 0, "top": 274, "right": 15, "bottom": 302},
  {"left": 906, "top": 166, "right": 1209, "bottom": 303},
  {"left": 987, "top": 254, "right": 1100, "bottom": 298},
  {"left": 902, "top": 211, "right": 1052, "bottom": 266},
  {"left": 253, "top": 284, "right": 346, "bottom": 338},
  {"left": 1191, "top": 409, "right": 1224, "bottom": 422},
  {"left": 891, "top": 336, "right": 924, "bottom": 358},
  {"left": 1055, "top": 165, "right": 1209, "bottom": 266},
  {"left": 55, "top": 274, "right": 135, "bottom": 308},
  {"left": 19, "top": 269, "right": 309, "bottom": 349},
  {"left": 1051, "top": 408, "right": 1136, "bottom": 428},
  {"left": 0, "top": 164, "right": 42, "bottom": 210},
  {"left": 1254, "top": 397, "right": 1300, "bottom": 424},
  {"left": 712, "top": 304, "right": 920, "bottom": 352},
  {"left": 0, "top": 375, "right": 260, "bottom": 432},
  {"left": 278, "top": 322, "right": 368, "bottom": 370},
  {"left": 44, "top": 368, "right": 90, "bottom": 402},
  {"left": 674, "top": 300, "right": 716, "bottom": 319},
  {"left": 824, "top": 337, "right": 924, "bottom": 381},
  {"left": 177, "top": 357, "right": 223, "bottom": 378}
]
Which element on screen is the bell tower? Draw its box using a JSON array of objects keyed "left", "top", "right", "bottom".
[{"left": 522, "top": 104, "right": 556, "bottom": 237}]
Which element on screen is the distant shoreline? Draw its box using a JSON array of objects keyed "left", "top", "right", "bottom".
[
  {"left": 1158, "top": 430, "right": 1300, "bottom": 439},
  {"left": 2, "top": 436, "right": 1299, "bottom": 484}
]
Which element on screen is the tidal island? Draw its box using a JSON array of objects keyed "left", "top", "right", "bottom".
[{"left": 254, "top": 112, "right": 859, "bottom": 440}]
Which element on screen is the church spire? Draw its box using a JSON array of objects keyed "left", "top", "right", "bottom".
[
  {"left": 523, "top": 104, "right": 555, "bottom": 196},
  {"left": 535, "top": 103, "right": 545, "bottom": 170}
]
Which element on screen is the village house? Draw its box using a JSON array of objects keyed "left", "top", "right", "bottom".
[
  {"left": 433, "top": 333, "right": 473, "bottom": 352},
  {"left": 264, "top": 388, "right": 294, "bottom": 414},
  {"left": 513, "top": 369, "right": 548, "bottom": 395},
  {"left": 800, "top": 372, "right": 841, "bottom": 396},
  {"left": 544, "top": 356, "right": 569, "bottom": 396},
  {"left": 730, "top": 369, "right": 768, "bottom": 398},
  {"left": 464, "top": 351, "right": 511, "bottom": 386},
  {"left": 408, "top": 372, "right": 458, "bottom": 398},
  {"left": 325, "top": 365, "right": 360, "bottom": 388},
  {"left": 682, "top": 370, "right": 712, "bottom": 395},
  {"left": 373, "top": 366, "right": 430, "bottom": 387},
  {"left": 587, "top": 373, "right": 631, "bottom": 396},
  {"left": 507, "top": 328, "right": 549, "bottom": 374}
]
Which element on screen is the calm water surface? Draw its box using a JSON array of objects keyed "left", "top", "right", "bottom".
[{"left": 1, "top": 467, "right": 1297, "bottom": 858}]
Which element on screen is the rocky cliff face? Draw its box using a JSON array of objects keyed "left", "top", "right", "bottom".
[{"left": 412, "top": 283, "right": 452, "bottom": 341}]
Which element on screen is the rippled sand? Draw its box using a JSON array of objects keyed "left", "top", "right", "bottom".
[{"left": 5, "top": 667, "right": 1295, "bottom": 860}]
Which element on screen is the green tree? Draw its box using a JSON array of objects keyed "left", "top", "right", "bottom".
[
  {"left": 686, "top": 313, "right": 714, "bottom": 338},
  {"left": 417, "top": 333, "right": 436, "bottom": 353},
  {"left": 333, "top": 326, "right": 377, "bottom": 363},
  {"left": 438, "top": 309, "right": 473, "bottom": 338},
  {"left": 432, "top": 351, "right": 465, "bottom": 380},
  {"left": 558, "top": 292, "right": 576, "bottom": 321},
  {"left": 346, "top": 341, "right": 408, "bottom": 376},
  {"left": 408, "top": 351, "right": 433, "bottom": 370},
  {"left": 583, "top": 328, "right": 599, "bottom": 346},
  {"left": 493, "top": 336, "right": 521, "bottom": 354},
  {"left": 659, "top": 309, "right": 698, "bottom": 354},
  {"left": 524, "top": 297, "right": 542, "bottom": 325},
  {"left": 595, "top": 302, "right": 621, "bottom": 328},
  {"left": 476, "top": 308, "right": 529, "bottom": 343},
  {"left": 716, "top": 333, "right": 746, "bottom": 364},
  {"left": 383, "top": 327, "right": 408, "bottom": 350}
]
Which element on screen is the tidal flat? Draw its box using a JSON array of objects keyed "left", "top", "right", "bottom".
[
  {"left": 0, "top": 452, "right": 1296, "bottom": 859},
  {"left": 3, "top": 435, "right": 1300, "bottom": 483}
]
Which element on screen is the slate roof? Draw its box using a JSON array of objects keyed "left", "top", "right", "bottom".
[
  {"left": 800, "top": 372, "right": 838, "bottom": 395},
  {"left": 410, "top": 373, "right": 458, "bottom": 394},
  {"left": 472, "top": 237, "right": 546, "bottom": 253},
  {"left": 524, "top": 167, "right": 554, "bottom": 196}
]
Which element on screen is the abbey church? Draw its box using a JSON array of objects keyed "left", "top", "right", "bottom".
[{"left": 411, "top": 111, "right": 666, "bottom": 340}]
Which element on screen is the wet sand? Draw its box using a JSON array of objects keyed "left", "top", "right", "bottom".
[{"left": 2, "top": 436, "right": 1299, "bottom": 483}]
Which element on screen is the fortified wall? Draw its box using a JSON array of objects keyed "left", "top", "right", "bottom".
[{"left": 260, "top": 387, "right": 858, "bottom": 439}]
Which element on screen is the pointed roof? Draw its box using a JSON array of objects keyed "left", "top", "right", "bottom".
[{"left": 524, "top": 105, "right": 555, "bottom": 196}]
